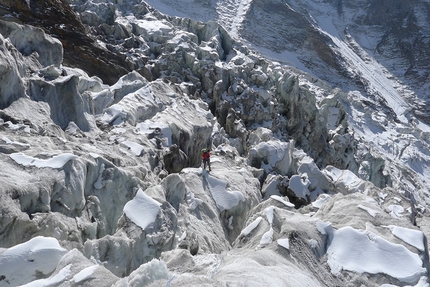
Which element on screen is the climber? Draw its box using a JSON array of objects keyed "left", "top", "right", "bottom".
[{"left": 201, "top": 148, "right": 211, "bottom": 171}]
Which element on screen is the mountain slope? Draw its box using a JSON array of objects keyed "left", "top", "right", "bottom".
[{"left": 147, "top": 0, "right": 430, "bottom": 120}]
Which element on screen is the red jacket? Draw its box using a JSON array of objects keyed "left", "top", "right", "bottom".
[{"left": 202, "top": 151, "right": 210, "bottom": 160}]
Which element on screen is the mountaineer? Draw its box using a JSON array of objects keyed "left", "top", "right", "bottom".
[{"left": 201, "top": 148, "right": 211, "bottom": 171}]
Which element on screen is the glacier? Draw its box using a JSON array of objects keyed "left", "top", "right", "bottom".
[{"left": 0, "top": 0, "right": 430, "bottom": 286}]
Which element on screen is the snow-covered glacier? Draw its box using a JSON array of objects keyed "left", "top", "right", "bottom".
[{"left": 0, "top": 0, "right": 430, "bottom": 286}]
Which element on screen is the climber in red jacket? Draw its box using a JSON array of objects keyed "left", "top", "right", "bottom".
[{"left": 201, "top": 148, "right": 211, "bottom": 171}]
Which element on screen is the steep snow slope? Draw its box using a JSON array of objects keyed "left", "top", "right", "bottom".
[{"left": 0, "top": 0, "right": 430, "bottom": 286}]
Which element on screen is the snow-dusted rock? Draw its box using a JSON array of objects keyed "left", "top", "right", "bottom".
[
  {"left": 297, "top": 155, "right": 330, "bottom": 191},
  {"left": 261, "top": 174, "right": 283, "bottom": 199},
  {"left": 323, "top": 165, "right": 375, "bottom": 195},
  {"left": 248, "top": 139, "right": 294, "bottom": 175}
]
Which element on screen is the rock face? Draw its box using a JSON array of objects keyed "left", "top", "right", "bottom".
[
  {"left": 0, "top": 0, "right": 132, "bottom": 85},
  {"left": 0, "top": 1, "right": 430, "bottom": 287}
]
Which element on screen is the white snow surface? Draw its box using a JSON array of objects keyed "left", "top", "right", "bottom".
[
  {"left": 277, "top": 238, "right": 290, "bottom": 250},
  {"left": 271, "top": 195, "right": 295, "bottom": 208},
  {"left": 120, "top": 141, "right": 144, "bottom": 156},
  {"left": 204, "top": 173, "right": 244, "bottom": 212},
  {"left": 239, "top": 216, "right": 263, "bottom": 237},
  {"left": 289, "top": 174, "right": 310, "bottom": 200},
  {"left": 123, "top": 189, "right": 161, "bottom": 230},
  {"left": 1, "top": 136, "right": 30, "bottom": 147},
  {"left": 10, "top": 152, "right": 77, "bottom": 168},
  {"left": 20, "top": 265, "right": 72, "bottom": 287},
  {"left": 259, "top": 227, "right": 274, "bottom": 247},
  {"left": 357, "top": 204, "right": 380, "bottom": 218},
  {"left": 73, "top": 264, "right": 99, "bottom": 283},
  {"left": 326, "top": 226, "right": 426, "bottom": 284},
  {"left": 0, "top": 237, "right": 67, "bottom": 287},
  {"left": 312, "top": 194, "right": 331, "bottom": 209},
  {"left": 388, "top": 226, "right": 426, "bottom": 252}
]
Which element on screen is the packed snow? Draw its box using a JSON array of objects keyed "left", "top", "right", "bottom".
[
  {"left": 73, "top": 264, "right": 99, "bottom": 283},
  {"left": 271, "top": 195, "right": 295, "bottom": 208},
  {"left": 324, "top": 225, "right": 426, "bottom": 284},
  {"left": 357, "top": 204, "right": 380, "bottom": 218},
  {"left": 0, "top": 237, "right": 67, "bottom": 287},
  {"left": 239, "top": 216, "right": 263, "bottom": 237},
  {"left": 123, "top": 189, "right": 161, "bottom": 230},
  {"left": 388, "top": 225, "right": 426, "bottom": 252},
  {"left": 277, "top": 238, "right": 290, "bottom": 250},
  {"left": 204, "top": 173, "right": 244, "bottom": 212},
  {"left": 10, "top": 152, "right": 77, "bottom": 168},
  {"left": 20, "top": 265, "right": 72, "bottom": 287}
]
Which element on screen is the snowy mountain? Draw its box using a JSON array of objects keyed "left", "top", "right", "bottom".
[
  {"left": 0, "top": 0, "right": 430, "bottom": 286},
  {"left": 147, "top": 0, "right": 430, "bottom": 114}
]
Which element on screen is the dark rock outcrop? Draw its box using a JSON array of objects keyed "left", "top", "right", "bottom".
[
  {"left": 163, "top": 144, "right": 189, "bottom": 174},
  {"left": 0, "top": 0, "right": 132, "bottom": 85}
]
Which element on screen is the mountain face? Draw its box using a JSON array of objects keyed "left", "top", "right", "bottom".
[
  {"left": 0, "top": 0, "right": 430, "bottom": 286},
  {"left": 147, "top": 0, "right": 430, "bottom": 121}
]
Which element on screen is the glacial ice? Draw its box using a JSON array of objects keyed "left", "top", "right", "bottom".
[{"left": 0, "top": 1, "right": 429, "bottom": 286}]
